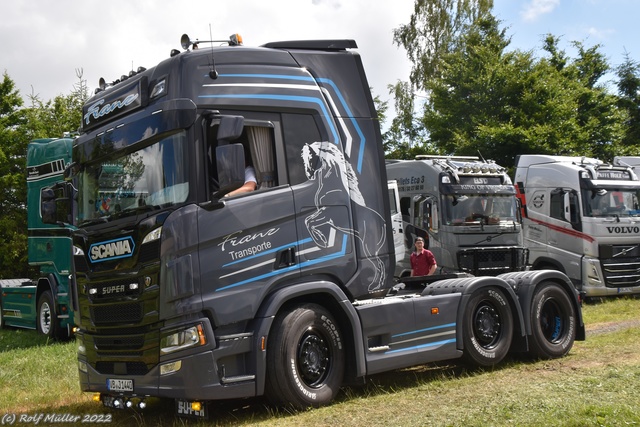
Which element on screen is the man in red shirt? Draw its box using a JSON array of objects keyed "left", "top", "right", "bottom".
[{"left": 410, "top": 237, "right": 437, "bottom": 276}]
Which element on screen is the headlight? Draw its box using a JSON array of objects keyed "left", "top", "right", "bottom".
[
  {"left": 585, "top": 259, "right": 602, "bottom": 283},
  {"left": 160, "top": 324, "right": 206, "bottom": 355},
  {"left": 142, "top": 227, "right": 162, "bottom": 244}
]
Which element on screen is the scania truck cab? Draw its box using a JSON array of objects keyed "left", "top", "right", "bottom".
[
  {"left": 42, "top": 34, "right": 583, "bottom": 418},
  {"left": 515, "top": 154, "right": 640, "bottom": 297},
  {"left": 386, "top": 156, "right": 528, "bottom": 277}
]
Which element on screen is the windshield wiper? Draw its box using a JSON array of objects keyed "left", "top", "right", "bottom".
[
  {"left": 79, "top": 217, "right": 109, "bottom": 227},
  {"left": 109, "top": 204, "right": 160, "bottom": 220}
]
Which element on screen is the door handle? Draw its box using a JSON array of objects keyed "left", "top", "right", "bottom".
[{"left": 275, "top": 247, "right": 296, "bottom": 269}]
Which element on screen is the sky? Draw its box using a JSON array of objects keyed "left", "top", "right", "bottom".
[{"left": 2, "top": 0, "right": 639, "bottom": 120}]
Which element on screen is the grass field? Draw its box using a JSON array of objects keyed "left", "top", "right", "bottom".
[{"left": 1, "top": 297, "right": 639, "bottom": 426}]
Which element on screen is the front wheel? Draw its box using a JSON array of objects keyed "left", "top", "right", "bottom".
[
  {"left": 528, "top": 281, "right": 576, "bottom": 359},
  {"left": 265, "top": 303, "right": 345, "bottom": 409},
  {"left": 462, "top": 287, "right": 514, "bottom": 367},
  {"left": 37, "top": 291, "right": 59, "bottom": 339}
]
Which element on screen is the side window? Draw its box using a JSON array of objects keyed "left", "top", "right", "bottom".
[
  {"left": 388, "top": 189, "right": 399, "bottom": 215},
  {"left": 282, "top": 113, "right": 324, "bottom": 185},
  {"left": 207, "top": 118, "right": 278, "bottom": 194},
  {"left": 245, "top": 125, "right": 277, "bottom": 189},
  {"left": 413, "top": 196, "right": 424, "bottom": 228},
  {"left": 568, "top": 190, "right": 581, "bottom": 230},
  {"left": 422, "top": 200, "right": 431, "bottom": 229},
  {"left": 550, "top": 189, "right": 564, "bottom": 221},
  {"left": 400, "top": 197, "right": 411, "bottom": 222}
]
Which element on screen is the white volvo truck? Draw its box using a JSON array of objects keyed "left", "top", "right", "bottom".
[{"left": 515, "top": 154, "right": 640, "bottom": 297}]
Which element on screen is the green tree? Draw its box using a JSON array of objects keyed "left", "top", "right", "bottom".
[
  {"left": 386, "top": 0, "right": 494, "bottom": 158},
  {"left": 616, "top": 53, "right": 640, "bottom": 151},
  {"left": 0, "top": 72, "right": 29, "bottom": 279},
  {"left": 0, "top": 71, "right": 86, "bottom": 279},
  {"left": 418, "top": 15, "right": 624, "bottom": 167},
  {"left": 393, "top": 0, "right": 494, "bottom": 89},
  {"left": 23, "top": 68, "right": 87, "bottom": 140}
]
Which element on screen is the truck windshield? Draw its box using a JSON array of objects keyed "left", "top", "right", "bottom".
[
  {"left": 582, "top": 188, "right": 640, "bottom": 217},
  {"left": 76, "top": 131, "right": 189, "bottom": 226},
  {"left": 443, "top": 194, "right": 518, "bottom": 225}
]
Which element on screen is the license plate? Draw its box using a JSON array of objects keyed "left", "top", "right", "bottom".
[
  {"left": 618, "top": 287, "right": 633, "bottom": 294},
  {"left": 107, "top": 378, "right": 133, "bottom": 392},
  {"left": 176, "top": 400, "right": 208, "bottom": 419}
]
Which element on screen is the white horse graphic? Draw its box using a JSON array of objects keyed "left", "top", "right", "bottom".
[{"left": 302, "top": 141, "right": 386, "bottom": 292}]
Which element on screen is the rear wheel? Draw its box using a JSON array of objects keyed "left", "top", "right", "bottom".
[
  {"left": 265, "top": 303, "right": 345, "bottom": 409},
  {"left": 528, "top": 281, "right": 576, "bottom": 359},
  {"left": 462, "top": 287, "right": 514, "bottom": 367}
]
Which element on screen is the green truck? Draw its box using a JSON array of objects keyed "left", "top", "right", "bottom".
[{"left": 0, "top": 137, "right": 74, "bottom": 339}]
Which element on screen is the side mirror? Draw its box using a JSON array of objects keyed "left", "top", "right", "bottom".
[
  {"left": 40, "top": 183, "right": 73, "bottom": 225},
  {"left": 216, "top": 115, "right": 244, "bottom": 145},
  {"left": 213, "top": 143, "right": 245, "bottom": 198}
]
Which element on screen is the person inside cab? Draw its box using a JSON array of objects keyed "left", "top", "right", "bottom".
[{"left": 224, "top": 144, "right": 257, "bottom": 197}]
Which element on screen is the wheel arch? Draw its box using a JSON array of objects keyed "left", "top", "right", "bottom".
[
  {"left": 36, "top": 274, "right": 58, "bottom": 309},
  {"left": 531, "top": 257, "right": 566, "bottom": 273},
  {"left": 252, "top": 281, "right": 365, "bottom": 396},
  {"left": 498, "top": 270, "right": 585, "bottom": 342}
]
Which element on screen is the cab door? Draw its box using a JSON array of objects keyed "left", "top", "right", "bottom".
[{"left": 197, "top": 117, "right": 300, "bottom": 324}]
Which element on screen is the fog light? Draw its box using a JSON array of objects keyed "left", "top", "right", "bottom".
[{"left": 160, "top": 360, "right": 182, "bottom": 375}]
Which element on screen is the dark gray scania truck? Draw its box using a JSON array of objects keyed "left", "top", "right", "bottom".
[{"left": 42, "top": 34, "right": 584, "bottom": 418}]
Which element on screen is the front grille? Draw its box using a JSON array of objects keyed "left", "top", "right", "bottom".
[
  {"left": 94, "top": 335, "right": 145, "bottom": 351},
  {"left": 90, "top": 302, "right": 143, "bottom": 325},
  {"left": 95, "top": 361, "right": 149, "bottom": 376},
  {"left": 139, "top": 240, "right": 160, "bottom": 264},
  {"left": 599, "top": 244, "right": 640, "bottom": 288},
  {"left": 458, "top": 247, "right": 528, "bottom": 276}
]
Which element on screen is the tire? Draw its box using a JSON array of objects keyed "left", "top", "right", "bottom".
[
  {"left": 265, "top": 303, "right": 345, "bottom": 409},
  {"left": 37, "top": 291, "right": 59, "bottom": 339},
  {"left": 462, "top": 287, "right": 514, "bottom": 367},
  {"left": 528, "top": 281, "right": 576, "bottom": 359},
  {"left": 0, "top": 296, "right": 4, "bottom": 329}
]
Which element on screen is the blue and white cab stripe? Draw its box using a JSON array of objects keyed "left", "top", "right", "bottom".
[
  {"left": 216, "top": 235, "right": 349, "bottom": 292},
  {"left": 201, "top": 73, "right": 367, "bottom": 172}
]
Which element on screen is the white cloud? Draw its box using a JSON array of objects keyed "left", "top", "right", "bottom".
[
  {"left": 586, "top": 26, "right": 616, "bottom": 41},
  {"left": 521, "top": 0, "right": 560, "bottom": 22},
  {"left": 2, "top": 0, "right": 413, "bottom": 109}
]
